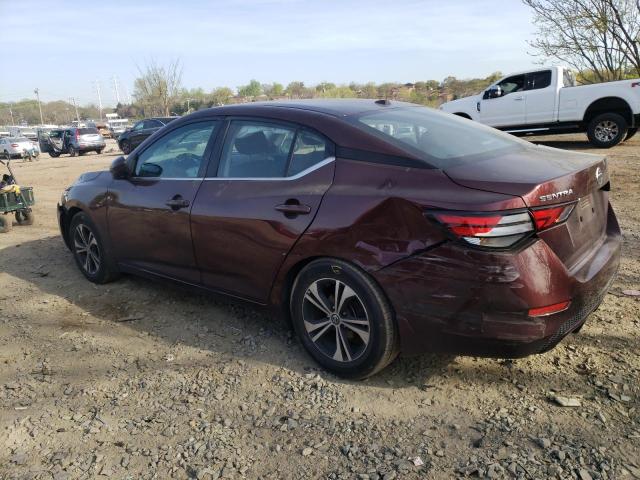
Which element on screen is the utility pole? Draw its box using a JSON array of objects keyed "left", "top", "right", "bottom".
[
  {"left": 69, "top": 97, "right": 80, "bottom": 124},
  {"left": 9, "top": 107, "right": 14, "bottom": 124},
  {"left": 112, "top": 76, "right": 121, "bottom": 104},
  {"left": 94, "top": 80, "right": 103, "bottom": 120},
  {"left": 123, "top": 84, "right": 132, "bottom": 105},
  {"left": 34, "top": 88, "right": 44, "bottom": 125}
]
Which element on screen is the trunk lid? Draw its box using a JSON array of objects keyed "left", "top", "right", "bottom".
[{"left": 444, "top": 145, "right": 610, "bottom": 270}]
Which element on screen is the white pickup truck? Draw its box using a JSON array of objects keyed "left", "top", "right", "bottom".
[{"left": 440, "top": 66, "right": 640, "bottom": 148}]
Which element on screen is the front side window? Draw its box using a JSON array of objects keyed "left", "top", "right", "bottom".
[
  {"left": 135, "top": 121, "right": 217, "bottom": 178},
  {"left": 497, "top": 74, "right": 525, "bottom": 95},
  {"left": 354, "top": 107, "right": 527, "bottom": 168},
  {"left": 525, "top": 70, "right": 552, "bottom": 90},
  {"left": 218, "top": 121, "right": 296, "bottom": 178}
]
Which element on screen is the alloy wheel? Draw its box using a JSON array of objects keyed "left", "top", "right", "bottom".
[
  {"left": 73, "top": 224, "right": 101, "bottom": 275},
  {"left": 302, "top": 278, "right": 370, "bottom": 362},
  {"left": 594, "top": 120, "right": 619, "bottom": 143}
]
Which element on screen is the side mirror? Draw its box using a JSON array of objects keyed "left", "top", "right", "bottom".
[
  {"left": 484, "top": 86, "right": 503, "bottom": 100},
  {"left": 110, "top": 156, "right": 130, "bottom": 179}
]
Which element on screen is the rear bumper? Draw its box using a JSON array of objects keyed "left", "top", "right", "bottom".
[{"left": 374, "top": 203, "right": 622, "bottom": 358}]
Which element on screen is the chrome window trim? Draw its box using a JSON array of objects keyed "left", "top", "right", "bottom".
[
  {"left": 129, "top": 156, "right": 336, "bottom": 182},
  {"left": 204, "top": 156, "right": 335, "bottom": 181}
]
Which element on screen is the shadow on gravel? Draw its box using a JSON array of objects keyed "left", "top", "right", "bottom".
[
  {"left": 529, "top": 138, "right": 596, "bottom": 150},
  {"left": 6, "top": 234, "right": 629, "bottom": 391}
]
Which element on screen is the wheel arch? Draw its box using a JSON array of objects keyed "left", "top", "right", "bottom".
[
  {"left": 60, "top": 205, "right": 84, "bottom": 249},
  {"left": 454, "top": 112, "right": 472, "bottom": 120},
  {"left": 583, "top": 97, "right": 633, "bottom": 125}
]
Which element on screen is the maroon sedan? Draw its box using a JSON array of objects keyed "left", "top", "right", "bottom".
[{"left": 58, "top": 100, "right": 621, "bottom": 378}]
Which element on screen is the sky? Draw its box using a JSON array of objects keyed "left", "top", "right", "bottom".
[{"left": 0, "top": 0, "right": 539, "bottom": 107}]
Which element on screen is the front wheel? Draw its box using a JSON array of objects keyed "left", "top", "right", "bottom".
[
  {"left": 96, "top": 149, "right": 104, "bottom": 154},
  {"left": 49, "top": 151, "right": 60, "bottom": 158},
  {"left": 69, "top": 212, "right": 119, "bottom": 284},
  {"left": 120, "top": 140, "right": 131, "bottom": 155},
  {"left": 69, "top": 145, "right": 77, "bottom": 157},
  {"left": 587, "top": 113, "right": 627, "bottom": 148},
  {"left": 290, "top": 258, "right": 398, "bottom": 379},
  {"left": 0, "top": 215, "right": 12, "bottom": 233}
]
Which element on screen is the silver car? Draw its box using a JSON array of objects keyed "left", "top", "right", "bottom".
[
  {"left": 45, "top": 127, "right": 106, "bottom": 157},
  {"left": 0, "top": 137, "right": 40, "bottom": 159}
]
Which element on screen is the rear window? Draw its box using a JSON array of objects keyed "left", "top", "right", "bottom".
[
  {"left": 79, "top": 128, "right": 99, "bottom": 135},
  {"left": 353, "top": 107, "right": 526, "bottom": 168},
  {"left": 158, "top": 117, "right": 178, "bottom": 125}
]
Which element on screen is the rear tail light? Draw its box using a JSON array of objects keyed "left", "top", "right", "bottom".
[
  {"left": 75, "top": 130, "right": 80, "bottom": 142},
  {"left": 530, "top": 204, "right": 575, "bottom": 230},
  {"left": 430, "top": 211, "right": 534, "bottom": 248},
  {"left": 11, "top": 143, "right": 19, "bottom": 147},
  {"left": 528, "top": 301, "right": 570, "bottom": 317},
  {"left": 429, "top": 203, "right": 575, "bottom": 249}
]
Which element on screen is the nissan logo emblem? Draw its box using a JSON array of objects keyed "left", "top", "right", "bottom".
[{"left": 595, "top": 166, "right": 603, "bottom": 185}]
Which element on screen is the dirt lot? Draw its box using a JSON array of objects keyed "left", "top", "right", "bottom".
[{"left": 1, "top": 135, "right": 639, "bottom": 480}]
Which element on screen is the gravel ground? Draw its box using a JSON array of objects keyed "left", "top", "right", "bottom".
[{"left": 0, "top": 135, "right": 639, "bottom": 480}]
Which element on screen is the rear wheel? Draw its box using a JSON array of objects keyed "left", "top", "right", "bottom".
[
  {"left": 15, "top": 210, "right": 34, "bottom": 226},
  {"left": 587, "top": 113, "right": 627, "bottom": 148},
  {"left": 120, "top": 140, "right": 131, "bottom": 155},
  {"left": 69, "top": 212, "right": 119, "bottom": 283},
  {"left": 0, "top": 215, "right": 12, "bottom": 233},
  {"left": 290, "top": 258, "right": 398, "bottom": 379},
  {"left": 69, "top": 145, "right": 77, "bottom": 157},
  {"left": 625, "top": 128, "right": 638, "bottom": 141},
  {"left": 3, "top": 150, "right": 9, "bottom": 159},
  {"left": 96, "top": 149, "right": 104, "bottom": 154}
]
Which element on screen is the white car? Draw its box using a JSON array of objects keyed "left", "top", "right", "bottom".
[
  {"left": 0, "top": 137, "right": 40, "bottom": 159},
  {"left": 440, "top": 66, "right": 640, "bottom": 148}
]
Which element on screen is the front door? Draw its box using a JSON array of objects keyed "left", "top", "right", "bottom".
[
  {"left": 191, "top": 120, "right": 335, "bottom": 302},
  {"left": 479, "top": 73, "right": 526, "bottom": 127},
  {"left": 107, "top": 120, "right": 219, "bottom": 283}
]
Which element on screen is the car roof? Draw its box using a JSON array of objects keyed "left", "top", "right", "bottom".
[{"left": 198, "top": 99, "right": 419, "bottom": 118}]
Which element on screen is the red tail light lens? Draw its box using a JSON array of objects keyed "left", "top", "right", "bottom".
[
  {"left": 11, "top": 143, "right": 19, "bottom": 147},
  {"left": 530, "top": 204, "right": 575, "bottom": 231},
  {"left": 430, "top": 211, "right": 534, "bottom": 248}
]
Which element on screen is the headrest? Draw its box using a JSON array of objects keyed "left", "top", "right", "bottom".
[{"left": 235, "top": 131, "right": 273, "bottom": 155}]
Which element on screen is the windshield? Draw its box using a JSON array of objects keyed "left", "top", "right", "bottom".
[{"left": 353, "top": 107, "right": 527, "bottom": 168}]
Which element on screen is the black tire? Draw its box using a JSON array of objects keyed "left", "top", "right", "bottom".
[
  {"left": 15, "top": 210, "right": 34, "bottom": 226},
  {"left": 69, "top": 145, "right": 77, "bottom": 157},
  {"left": 120, "top": 140, "right": 131, "bottom": 155},
  {"left": 3, "top": 150, "right": 9, "bottom": 160},
  {"left": 290, "top": 258, "right": 398, "bottom": 379},
  {"left": 625, "top": 127, "right": 638, "bottom": 141},
  {"left": 78, "top": 150, "right": 85, "bottom": 156},
  {"left": 49, "top": 151, "right": 60, "bottom": 158},
  {"left": 0, "top": 215, "right": 12, "bottom": 233},
  {"left": 587, "top": 113, "right": 628, "bottom": 148},
  {"left": 69, "top": 212, "right": 120, "bottom": 284},
  {"left": 96, "top": 149, "right": 104, "bottom": 155}
]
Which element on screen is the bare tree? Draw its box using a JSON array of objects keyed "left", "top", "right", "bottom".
[
  {"left": 133, "top": 59, "right": 183, "bottom": 116},
  {"left": 524, "top": 0, "right": 640, "bottom": 82}
]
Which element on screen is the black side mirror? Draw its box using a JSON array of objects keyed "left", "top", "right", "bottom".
[
  {"left": 484, "top": 86, "right": 503, "bottom": 100},
  {"left": 110, "top": 156, "right": 130, "bottom": 179}
]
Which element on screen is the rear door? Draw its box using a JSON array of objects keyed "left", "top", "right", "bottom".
[
  {"left": 523, "top": 70, "right": 556, "bottom": 124},
  {"left": 107, "top": 120, "right": 219, "bottom": 282},
  {"left": 191, "top": 119, "right": 335, "bottom": 302},
  {"left": 479, "top": 74, "right": 526, "bottom": 127}
]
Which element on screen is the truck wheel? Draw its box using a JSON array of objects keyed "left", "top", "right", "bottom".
[
  {"left": 16, "top": 210, "right": 34, "bottom": 226},
  {"left": 69, "top": 146, "right": 77, "bottom": 157},
  {"left": 0, "top": 215, "right": 12, "bottom": 233},
  {"left": 587, "top": 113, "right": 627, "bottom": 148},
  {"left": 625, "top": 128, "right": 638, "bottom": 141}
]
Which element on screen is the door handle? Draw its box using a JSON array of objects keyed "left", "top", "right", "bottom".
[
  {"left": 514, "top": 96, "right": 524, "bottom": 101},
  {"left": 275, "top": 202, "right": 311, "bottom": 215},
  {"left": 165, "top": 195, "right": 190, "bottom": 210}
]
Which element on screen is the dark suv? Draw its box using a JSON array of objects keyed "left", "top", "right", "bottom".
[
  {"left": 41, "top": 127, "right": 106, "bottom": 157},
  {"left": 117, "top": 117, "right": 178, "bottom": 154}
]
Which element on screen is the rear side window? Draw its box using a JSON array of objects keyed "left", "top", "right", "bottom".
[
  {"left": 563, "top": 70, "right": 576, "bottom": 87},
  {"left": 288, "top": 131, "right": 332, "bottom": 176},
  {"left": 525, "top": 70, "right": 552, "bottom": 90},
  {"left": 353, "top": 107, "right": 526, "bottom": 168},
  {"left": 218, "top": 121, "right": 296, "bottom": 178},
  {"left": 78, "top": 128, "right": 99, "bottom": 134}
]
